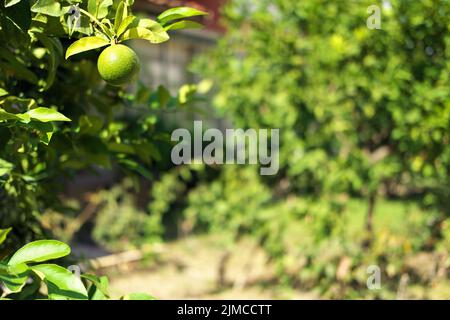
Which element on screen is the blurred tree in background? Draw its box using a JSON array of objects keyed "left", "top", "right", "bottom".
[
  {"left": 194, "top": 0, "right": 450, "bottom": 243},
  {"left": 151, "top": 0, "right": 450, "bottom": 298}
]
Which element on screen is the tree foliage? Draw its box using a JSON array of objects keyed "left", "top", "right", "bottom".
[
  {"left": 0, "top": 0, "right": 205, "bottom": 246},
  {"left": 0, "top": 229, "right": 154, "bottom": 299},
  {"left": 196, "top": 0, "right": 450, "bottom": 229},
  {"left": 166, "top": 0, "right": 450, "bottom": 297}
]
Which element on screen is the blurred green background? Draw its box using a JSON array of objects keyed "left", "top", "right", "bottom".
[{"left": 3, "top": 0, "right": 450, "bottom": 299}]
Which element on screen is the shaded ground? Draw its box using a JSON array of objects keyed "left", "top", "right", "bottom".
[
  {"left": 70, "top": 199, "right": 449, "bottom": 299},
  {"left": 105, "top": 235, "right": 317, "bottom": 299}
]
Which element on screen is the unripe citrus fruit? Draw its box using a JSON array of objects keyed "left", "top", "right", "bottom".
[{"left": 97, "top": 44, "right": 140, "bottom": 86}]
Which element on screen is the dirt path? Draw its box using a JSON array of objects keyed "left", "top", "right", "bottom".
[{"left": 107, "top": 235, "right": 317, "bottom": 299}]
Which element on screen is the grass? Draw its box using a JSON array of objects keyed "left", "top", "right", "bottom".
[
  {"left": 105, "top": 197, "right": 447, "bottom": 299},
  {"left": 345, "top": 198, "right": 434, "bottom": 237}
]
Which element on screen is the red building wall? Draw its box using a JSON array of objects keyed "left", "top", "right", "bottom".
[{"left": 192, "top": 0, "right": 225, "bottom": 32}]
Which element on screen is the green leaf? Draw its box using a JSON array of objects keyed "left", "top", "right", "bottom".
[
  {"left": 157, "top": 7, "right": 207, "bottom": 25},
  {"left": 164, "top": 20, "right": 203, "bottom": 31},
  {"left": 0, "top": 88, "right": 8, "bottom": 97},
  {"left": 26, "top": 107, "right": 71, "bottom": 122},
  {"left": 82, "top": 274, "right": 110, "bottom": 299},
  {"left": 0, "top": 95, "right": 37, "bottom": 111},
  {"left": 87, "top": 0, "right": 113, "bottom": 19},
  {"left": 129, "top": 17, "right": 164, "bottom": 30},
  {"left": 0, "top": 228, "right": 12, "bottom": 245},
  {"left": 116, "top": 15, "right": 135, "bottom": 37},
  {"left": 4, "top": 0, "right": 21, "bottom": 8},
  {"left": 8, "top": 240, "right": 71, "bottom": 266},
  {"left": 119, "top": 18, "right": 168, "bottom": 42},
  {"left": 121, "top": 27, "right": 169, "bottom": 44},
  {"left": 178, "top": 84, "right": 197, "bottom": 104},
  {"left": 118, "top": 158, "right": 152, "bottom": 179},
  {"left": 65, "top": 36, "right": 110, "bottom": 59},
  {"left": 31, "top": 0, "right": 64, "bottom": 17},
  {"left": 35, "top": 34, "right": 61, "bottom": 91},
  {"left": 0, "top": 158, "right": 13, "bottom": 176},
  {"left": 98, "top": 0, "right": 113, "bottom": 19},
  {"left": 3, "top": 274, "right": 42, "bottom": 300},
  {"left": 88, "top": 284, "right": 108, "bottom": 300},
  {"left": 31, "top": 264, "right": 88, "bottom": 300},
  {"left": 0, "top": 263, "right": 29, "bottom": 293},
  {"left": 0, "top": 108, "right": 25, "bottom": 122},
  {"left": 26, "top": 121, "right": 55, "bottom": 145},
  {"left": 0, "top": 262, "right": 8, "bottom": 274},
  {"left": 121, "top": 293, "right": 156, "bottom": 300},
  {"left": 87, "top": 0, "right": 98, "bottom": 16},
  {"left": 114, "top": 1, "right": 128, "bottom": 32}
]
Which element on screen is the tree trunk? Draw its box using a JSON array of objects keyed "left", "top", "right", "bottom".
[
  {"left": 217, "top": 250, "right": 232, "bottom": 288},
  {"left": 363, "top": 191, "right": 377, "bottom": 248},
  {"left": 217, "top": 232, "right": 243, "bottom": 288}
]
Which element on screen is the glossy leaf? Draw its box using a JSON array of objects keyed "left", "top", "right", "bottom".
[
  {"left": 130, "top": 18, "right": 162, "bottom": 30},
  {"left": 121, "top": 27, "right": 169, "bottom": 44},
  {"left": 114, "top": 1, "right": 128, "bottom": 32},
  {"left": 157, "top": 6, "right": 207, "bottom": 25},
  {"left": 0, "top": 227, "right": 12, "bottom": 245},
  {"left": 87, "top": 0, "right": 98, "bottom": 16},
  {"left": 88, "top": 0, "right": 113, "bottom": 19},
  {"left": 0, "top": 263, "right": 29, "bottom": 293},
  {"left": 31, "top": 264, "right": 88, "bottom": 300},
  {"left": 65, "top": 36, "right": 110, "bottom": 59},
  {"left": 97, "top": 0, "right": 113, "bottom": 19},
  {"left": 4, "top": 0, "right": 21, "bottom": 8},
  {"left": 164, "top": 20, "right": 203, "bottom": 31},
  {"left": 0, "top": 88, "right": 8, "bottom": 97},
  {"left": 120, "top": 17, "right": 167, "bottom": 39},
  {"left": 8, "top": 240, "right": 70, "bottom": 266},
  {"left": 0, "top": 108, "right": 24, "bottom": 122},
  {"left": 116, "top": 15, "right": 136, "bottom": 37},
  {"left": 31, "top": 0, "right": 64, "bottom": 17},
  {"left": 82, "top": 274, "right": 110, "bottom": 299},
  {"left": 26, "top": 107, "right": 71, "bottom": 122},
  {"left": 3, "top": 275, "right": 42, "bottom": 300}
]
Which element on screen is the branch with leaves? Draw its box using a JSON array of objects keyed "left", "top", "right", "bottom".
[
  {"left": 0, "top": 227, "right": 153, "bottom": 300},
  {"left": 65, "top": 1, "right": 207, "bottom": 58}
]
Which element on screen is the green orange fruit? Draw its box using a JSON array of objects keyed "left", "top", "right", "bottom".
[{"left": 97, "top": 44, "right": 140, "bottom": 86}]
